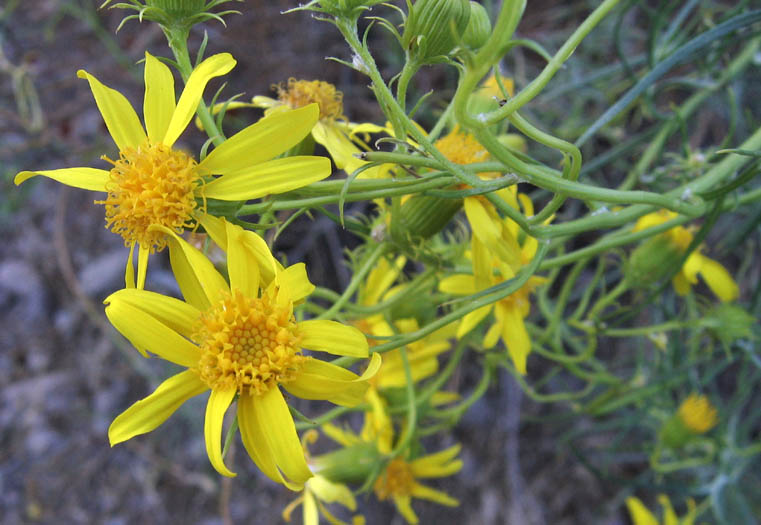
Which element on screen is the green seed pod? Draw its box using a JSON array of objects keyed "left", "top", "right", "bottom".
[
  {"left": 462, "top": 1, "right": 492, "bottom": 49},
  {"left": 391, "top": 194, "right": 463, "bottom": 244},
  {"left": 402, "top": 0, "right": 471, "bottom": 63},
  {"left": 624, "top": 235, "right": 683, "bottom": 289}
]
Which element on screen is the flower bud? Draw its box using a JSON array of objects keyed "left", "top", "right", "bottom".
[
  {"left": 104, "top": 0, "right": 240, "bottom": 31},
  {"left": 402, "top": 0, "right": 471, "bottom": 63},
  {"left": 310, "top": 442, "right": 382, "bottom": 484},
  {"left": 659, "top": 394, "right": 718, "bottom": 448},
  {"left": 462, "top": 1, "right": 491, "bottom": 50},
  {"left": 624, "top": 235, "right": 683, "bottom": 289},
  {"left": 704, "top": 303, "right": 756, "bottom": 347},
  {"left": 390, "top": 194, "right": 463, "bottom": 245}
]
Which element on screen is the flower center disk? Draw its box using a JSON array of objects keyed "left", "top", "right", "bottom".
[
  {"left": 277, "top": 78, "right": 344, "bottom": 121},
  {"left": 194, "top": 290, "right": 307, "bottom": 396},
  {"left": 374, "top": 458, "right": 415, "bottom": 500},
  {"left": 97, "top": 142, "right": 201, "bottom": 252}
]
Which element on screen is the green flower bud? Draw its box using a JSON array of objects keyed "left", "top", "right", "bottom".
[
  {"left": 402, "top": 0, "right": 471, "bottom": 63},
  {"left": 314, "top": 0, "right": 385, "bottom": 16},
  {"left": 624, "top": 235, "right": 683, "bottom": 289},
  {"left": 462, "top": 1, "right": 491, "bottom": 49},
  {"left": 103, "top": 0, "right": 240, "bottom": 31},
  {"left": 310, "top": 442, "right": 382, "bottom": 484},
  {"left": 391, "top": 194, "right": 463, "bottom": 244}
]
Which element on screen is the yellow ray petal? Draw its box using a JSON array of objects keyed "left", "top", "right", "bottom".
[
  {"left": 303, "top": 491, "right": 318, "bottom": 525},
  {"left": 672, "top": 271, "right": 692, "bottom": 296},
  {"left": 410, "top": 448, "right": 463, "bottom": 478},
  {"left": 500, "top": 304, "right": 531, "bottom": 375},
  {"left": 698, "top": 256, "right": 739, "bottom": 302},
  {"left": 238, "top": 393, "right": 296, "bottom": 488},
  {"left": 163, "top": 53, "right": 236, "bottom": 147},
  {"left": 393, "top": 495, "right": 418, "bottom": 524},
  {"left": 108, "top": 369, "right": 207, "bottom": 445},
  {"left": 320, "top": 422, "right": 361, "bottom": 447},
  {"left": 107, "top": 288, "right": 201, "bottom": 339},
  {"left": 77, "top": 70, "right": 146, "bottom": 151},
  {"left": 200, "top": 214, "right": 281, "bottom": 286},
  {"left": 299, "top": 320, "right": 369, "bottom": 357},
  {"left": 409, "top": 482, "right": 459, "bottom": 506},
  {"left": 204, "top": 388, "right": 237, "bottom": 477},
  {"left": 136, "top": 243, "right": 149, "bottom": 290},
  {"left": 455, "top": 304, "right": 492, "bottom": 338},
  {"left": 274, "top": 263, "right": 315, "bottom": 305},
  {"left": 250, "top": 95, "right": 279, "bottom": 108},
  {"left": 143, "top": 52, "right": 176, "bottom": 144},
  {"left": 225, "top": 219, "right": 260, "bottom": 298},
  {"left": 198, "top": 104, "right": 319, "bottom": 175},
  {"left": 363, "top": 256, "right": 406, "bottom": 305},
  {"left": 283, "top": 353, "right": 381, "bottom": 406},
  {"left": 104, "top": 293, "right": 201, "bottom": 367},
  {"left": 203, "top": 156, "right": 331, "bottom": 201},
  {"left": 153, "top": 225, "right": 229, "bottom": 310},
  {"left": 14, "top": 167, "right": 109, "bottom": 191},
  {"left": 253, "top": 388, "right": 313, "bottom": 487},
  {"left": 312, "top": 121, "right": 358, "bottom": 170},
  {"left": 625, "top": 497, "right": 659, "bottom": 525},
  {"left": 308, "top": 476, "right": 357, "bottom": 510},
  {"left": 438, "top": 275, "right": 477, "bottom": 295}
]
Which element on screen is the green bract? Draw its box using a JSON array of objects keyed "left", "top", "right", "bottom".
[
  {"left": 462, "top": 1, "right": 492, "bottom": 50},
  {"left": 402, "top": 0, "right": 471, "bottom": 64}
]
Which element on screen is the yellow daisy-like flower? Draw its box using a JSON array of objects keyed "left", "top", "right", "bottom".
[
  {"left": 434, "top": 127, "right": 526, "bottom": 266},
  {"left": 15, "top": 53, "right": 330, "bottom": 288},
  {"left": 104, "top": 219, "right": 380, "bottom": 489},
  {"left": 626, "top": 495, "right": 698, "bottom": 525},
  {"left": 323, "top": 391, "right": 462, "bottom": 525},
  {"left": 633, "top": 210, "right": 738, "bottom": 302},
  {"left": 678, "top": 393, "right": 718, "bottom": 434},
  {"left": 439, "top": 193, "right": 545, "bottom": 374},
  {"left": 252, "top": 78, "right": 388, "bottom": 178}
]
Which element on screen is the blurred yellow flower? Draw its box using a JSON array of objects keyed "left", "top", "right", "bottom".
[
  {"left": 626, "top": 495, "right": 698, "bottom": 525},
  {"left": 105, "top": 219, "right": 379, "bottom": 489},
  {"left": 440, "top": 192, "right": 545, "bottom": 374},
  {"left": 15, "top": 53, "right": 329, "bottom": 288},
  {"left": 678, "top": 393, "right": 718, "bottom": 434},
  {"left": 633, "top": 210, "right": 738, "bottom": 302}
]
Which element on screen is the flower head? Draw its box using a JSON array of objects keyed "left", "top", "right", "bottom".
[
  {"left": 252, "top": 78, "right": 388, "bottom": 178},
  {"left": 16, "top": 53, "right": 329, "bottom": 288},
  {"left": 678, "top": 393, "right": 718, "bottom": 434},
  {"left": 632, "top": 210, "right": 738, "bottom": 302},
  {"left": 105, "top": 218, "right": 380, "bottom": 489}
]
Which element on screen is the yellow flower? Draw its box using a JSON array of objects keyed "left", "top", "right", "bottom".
[
  {"left": 323, "top": 391, "right": 462, "bottom": 525},
  {"left": 678, "top": 393, "right": 718, "bottom": 434},
  {"left": 252, "top": 78, "right": 389, "bottom": 178},
  {"left": 15, "top": 53, "right": 330, "bottom": 288},
  {"left": 626, "top": 495, "right": 698, "bottom": 525},
  {"left": 104, "top": 219, "right": 380, "bottom": 489},
  {"left": 434, "top": 127, "right": 527, "bottom": 266},
  {"left": 439, "top": 194, "right": 545, "bottom": 374},
  {"left": 633, "top": 210, "right": 738, "bottom": 302}
]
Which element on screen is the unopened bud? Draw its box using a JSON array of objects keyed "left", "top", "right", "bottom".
[
  {"left": 402, "top": 0, "right": 471, "bottom": 63},
  {"left": 624, "top": 235, "right": 683, "bottom": 289},
  {"left": 462, "top": 1, "right": 491, "bottom": 49}
]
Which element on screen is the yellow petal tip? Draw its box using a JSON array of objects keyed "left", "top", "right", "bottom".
[
  {"left": 14, "top": 171, "right": 34, "bottom": 186},
  {"left": 76, "top": 69, "right": 88, "bottom": 79}
]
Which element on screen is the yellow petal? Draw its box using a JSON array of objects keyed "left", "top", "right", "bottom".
[
  {"left": 108, "top": 369, "right": 207, "bottom": 445},
  {"left": 254, "top": 388, "right": 313, "bottom": 487},
  {"left": 204, "top": 388, "right": 237, "bottom": 477},
  {"left": 312, "top": 121, "right": 358, "bottom": 170},
  {"left": 14, "top": 167, "right": 109, "bottom": 191},
  {"left": 143, "top": 52, "right": 176, "bottom": 144},
  {"left": 154, "top": 224, "right": 229, "bottom": 310},
  {"left": 104, "top": 292, "right": 201, "bottom": 367},
  {"left": 672, "top": 271, "right": 692, "bottom": 296},
  {"left": 658, "top": 495, "right": 678, "bottom": 525},
  {"left": 163, "top": 53, "right": 236, "bottom": 147},
  {"left": 77, "top": 69, "right": 146, "bottom": 151},
  {"left": 438, "top": 275, "right": 476, "bottom": 295},
  {"left": 283, "top": 353, "right": 381, "bottom": 406},
  {"left": 198, "top": 104, "right": 319, "bottom": 175},
  {"left": 698, "top": 256, "right": 739, "bottom": 302},
  {"left": 299, "top": 320, "right": 369, "bottom": 357},
  {"left": 308, "top": 476, "right": 357, "bottom": 510},
  {"left": 363, "top": 256, "right": 406, "bottom": 305},
  {"left": 410, "top": 445, "right": 463, "bottom": 478},
  {"left": 320, "top": 422, "right": 361, "bottom": 448},
  {"left": 625, "top": 497, "right": 659, "bottom": 525},
  {"left": 303, "top": 491, "right": 318, "bottom": 525},
  {"left": 465, "top": 198, "right": 520, "bottom": 267},
  {"left": 125, "top": 242, "right": 136, "bottom": 289},
  {"left": 393, "top": 495, "right": 419, "bottom": 524},
  {"left": 409, "top": 482, "right": 459, "bottom": 507},
  {"left": 203, "top": 156, "right": 331, "bottom": 201},
  {"left": 238, "top": 393, "right": 295, "bottom": 488},
  {"left": 107, "top": 288, "right": 201, "bottom": 339},
  {"left": 456, "top": 305, "right": 492, "bottom": 338},
  {"left": 682, "top": 252, "right": 703, "bottom": 284},
  {"left": 250, "top": 95, "right": 279, "bottom": 108},
  {"left": 500, "top": 304, "right": 531, "bottom": 375},
  {"left": 136, "top": 243, "right": 149, "bottom": 290},
  {"left": 225, "top": 219, "right": 260, "bottom": 298},
  {"left": 274, "top": 263, "right": 315, "bottom": 305}
]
